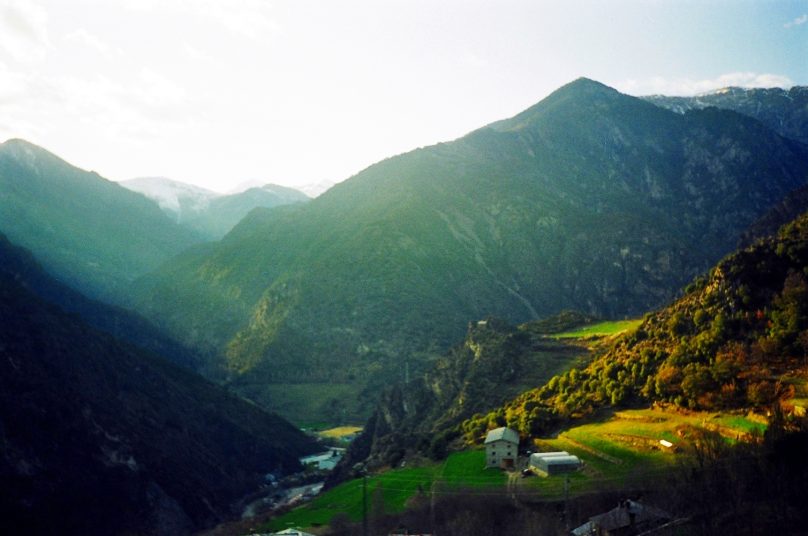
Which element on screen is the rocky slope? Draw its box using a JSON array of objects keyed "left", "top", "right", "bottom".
[
  {"left": 329, "top": 317, "right": 588, "bottom": 482},
  {"left": 644, "top": 85, "right": 808, "bottom": 145}
]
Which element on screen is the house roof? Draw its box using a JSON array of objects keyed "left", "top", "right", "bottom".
[
  {"left": 586, "top": 500, "right": 671, "bottom": 532},
  {"left": 484, "top": 427, "right": 519, "bottom": 445},
  {"left": 529, "top": 451, "right": 569, "bottom": 463},
  {"left": 537, "top": 455, "right": 581, "bottom": 466}
]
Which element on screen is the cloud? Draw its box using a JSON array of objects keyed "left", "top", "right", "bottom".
[
  {"left": 0, "top": 0, "right": 50, "bottom": 62},
  {"left": 113, "top": 0, "right": 279, "bottom": 40},
  {"left": 0, "top": 59, "right": 193, "bottom": 148},
  {"left": 66, "top": 28, "right": 121, "bottom": 58},
  {"left": 784, "top": 14, "right": 807, "bottom": 28},
  {"left": 182, "top": 42, "right": 214, "bottom": 62},
  {"left": 616, "top": 72, "right": 794, "bottom": 97}
]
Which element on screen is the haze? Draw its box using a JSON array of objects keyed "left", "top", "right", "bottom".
[{"left": 0, "top": 0, "right": 806, "bottom": 193}]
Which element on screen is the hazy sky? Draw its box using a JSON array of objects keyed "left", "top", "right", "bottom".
[{"left": 1, "top": 0, "right": 806, "bottom": 193}]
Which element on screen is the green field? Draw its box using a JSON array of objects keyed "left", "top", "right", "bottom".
[
  {"left": 264, "top": 450, "right": 506, "bottom": 531},
  {"left": 265, "top": 407, "right": 767, "bottom": 531},
  {"left": 552, "top": 319, "right": 642, "bottom": 339},
  {"left": 318, "top": 426, "right": 363, "bottom": 437}
]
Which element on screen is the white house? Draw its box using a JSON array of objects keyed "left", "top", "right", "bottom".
[{"left": 484, "top": 427, "right": 519, "bottom": 468}]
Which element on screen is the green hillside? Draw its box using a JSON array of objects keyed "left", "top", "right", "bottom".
[
  {"left": 129, "top": 78, "right": 808, "bottom": 421},
  {"left": 464, "top": 211, "right": 808, "bottom": 439},
  {"left": 0, "top": 139, "right": 202, "bottom": 304}
]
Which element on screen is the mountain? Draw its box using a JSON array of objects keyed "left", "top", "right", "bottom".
[
  {"left": 644, "top": 86, "right": 808, "bottom": 145},
  {"left": 463, "top": 210, "right": 808, "bottom": 440},
  {"left": 0, "top": 232, "right": 203, "bottom": 370},
  {"left": 739, "top": 184, "right": 808, "bottom": 247},
  {"left": 183, "top": 184, "right": 309, "bottom": 239},
  {"left": 0, "top": 259, "right": 318, "bottom": 535},
  {"left": 0, "top": 140, "right": 202, "bottom": 304},
  {"left": 129, "top": 78, "right": 808, "bottom": 422},
  {"left": 123, "top": 177, "right": 310, "bottom": 239},
  {"left": 229, "top": 178, "right": 334, "bottom": 198},
  {"left": 329, "top": 317, "right": 588, "bottom": 482},
  {"left": 120, "top": 176, "right": 220, "bottom": 221}
]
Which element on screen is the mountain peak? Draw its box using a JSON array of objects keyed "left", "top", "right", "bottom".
[
  {"left": 562, "top": 76, "right": 616, "bottom": 92},
  {"left": 487, "top": 77, "right": 633, "bottom": 133}
]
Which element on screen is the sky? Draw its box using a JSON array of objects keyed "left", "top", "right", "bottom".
[{"left": 0, "top": 0, "right": 806, "bottom": 194}]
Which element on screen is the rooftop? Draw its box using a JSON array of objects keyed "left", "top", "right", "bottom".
[{"left": 484, "top": 426, "right": 519, "bottom": 445}]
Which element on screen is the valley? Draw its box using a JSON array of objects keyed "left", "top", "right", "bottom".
[{"left": 3, "top": 75, "right": 808, "bottom": 535}]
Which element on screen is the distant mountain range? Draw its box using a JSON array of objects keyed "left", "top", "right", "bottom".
[
  {"left": 128, "top": 78, "right": 808, "bottom": 421},
  {"left": 122, "top": 177, "right": 310, "bottom": 239},
  {"left": 0, "top": 234, "right": 318, "bottom": 535},
  {"left": 644, "top": 85, "right": 808, "bottom": 145},
  {"left": 229, "top": 177, "right": 336, "bottom": 198}
]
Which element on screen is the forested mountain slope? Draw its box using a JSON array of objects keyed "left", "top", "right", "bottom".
[
  {"left": 464, "top": 211, "right": 808, "bottom": 440},
  {"left": 130, "top": 78, "right": 808, "bottom": 420}
]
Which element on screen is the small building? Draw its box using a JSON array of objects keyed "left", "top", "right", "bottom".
[
  {"left": 484, "top": 427, "right": 519, "bottom": 469},
  {"left": 571, "top": 500, "right": 672, "bottom": 536},
  {"left": 529, "top": 451, "right": 581, "bottom": 476}
]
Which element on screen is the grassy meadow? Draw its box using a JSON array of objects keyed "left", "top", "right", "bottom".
[
  {"left": 264, "top": 406, "right": 765, "bottom": 531},
  {"left": 551, "top": 319, "right": 642, "bottom": 339}
]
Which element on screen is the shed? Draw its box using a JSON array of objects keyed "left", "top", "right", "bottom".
[
  {"left": 484, "top": 427, "right": 519, "bottom": 468},
  {"left": 529, "top": 451, "right": 581, "bottom": 476}
]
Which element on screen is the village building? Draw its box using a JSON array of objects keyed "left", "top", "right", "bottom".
[
  {"left": 529, "top": 451, "right": 582, "bottom": 476},
  {"left": 571, "top": 500, "right": 672, "bottom": 536},
  {"left": 484, "top": 426, "right": 519, "bottom": 469}
]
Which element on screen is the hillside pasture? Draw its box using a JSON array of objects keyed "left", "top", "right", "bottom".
[{"left": 265, "top": 407, "right": 766, "bottom": 530}]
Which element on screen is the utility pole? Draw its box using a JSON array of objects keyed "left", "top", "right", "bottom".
[
  {"left": 362, "top": 472, "right": 368, "bottom": 536},
  {"left": 564, "top": 474, "right": 570, "bottom": 532},
  {"left": 430, "top": 480, "right": 436, "bottom": 535},
  {"left": 354, "top": 462, "right": 369, "bottom": 536}
]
